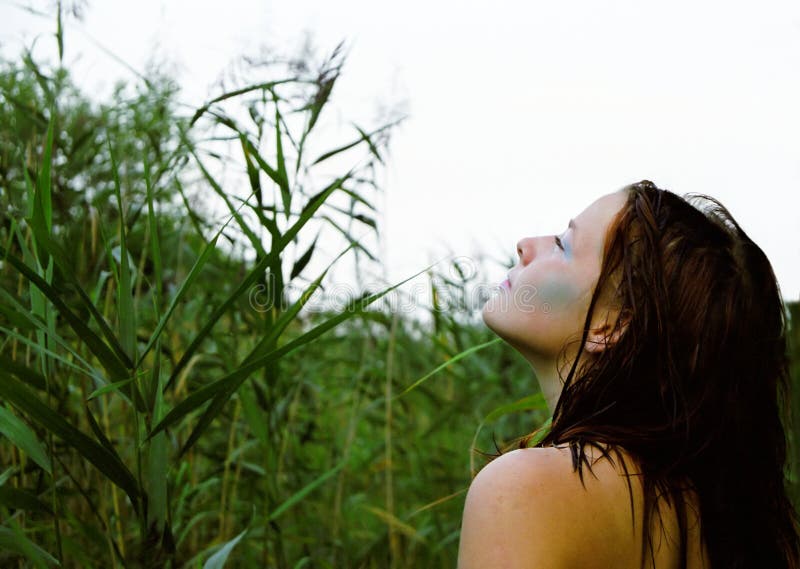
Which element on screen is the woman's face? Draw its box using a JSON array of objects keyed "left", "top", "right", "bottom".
[{"left": 482, "top": 190, "right": 628, "bottom": 360}]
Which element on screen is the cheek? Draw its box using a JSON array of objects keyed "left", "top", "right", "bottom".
[{"left": 536, "top": 272, "right": 584, "bottom": 313}]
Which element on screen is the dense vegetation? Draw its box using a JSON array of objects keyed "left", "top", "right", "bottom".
[{"left": 0, "top": 9, "right": 797, "bottom": 568}]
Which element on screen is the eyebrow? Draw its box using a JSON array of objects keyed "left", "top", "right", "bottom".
[{"left": 567, "top": 219, "right": 577, "bottom": 250}]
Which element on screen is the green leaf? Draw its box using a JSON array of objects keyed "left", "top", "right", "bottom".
[
  {"left": 482, "top": 393, "right": 547, "bottom": 423},
  {"left": 83, "top": 403, "right": 121, "bottom": 460},
  {"left": 526, "top": 416, "right": 553, "bottom": 447},
  {"left": 144, "top": 157, "right": 164, "bottom": 310},
  {"left": 319, "top": 215, "right": 377, "bottom": 262},
  {"left": 35, "top": 108, "right": 54, "bottom": 232},
  {"left": 310, "top": 120, "right": 399, "bottom": 166},
  {"left": 0, "top": 369, "right": 140, "bottom": 505},
  {"left": 108, "top": 137, "right": 136, "bottom": 363},
  {"left": 0, "top": 353, "right": 48, "bottom": 392},
  {"left": 352, "top": 213, "right": 377, "bottom": 230},
  {"left": 273, "top": 93, "right": 291, "bottom": 221},
  {"left": 202, "top": 528, "right": 248, "bottom": 569},
  {"left": 239, "top": 135, "right": 289, "bottom": 217},
  {"left": 166, "top": 171, "right": 354, "bottom": 389},
  {"left": 145, "top": 343, "right": 168, "bottom": 534},
  {"left": 240, "top": 138, "right": 262, "bottom": 207},
  {"left": 0, "top": 325, "right": 97, "bottom": 386},
  {"left": 188, "top": 140, "right": 265, "bottom": 259},
  {"left": 290, "top": 234, "right": 318, "bottom": 280},
  {"left": 352, "top": 123, "right": 384, "bottom": 165},
  {"left": 86, "top": 376, "right": 139, "bottom": 401},
  {"left": 0, "top": 247, "right": 131, "bottom": 385},
  {"left": 239, "top": 383, "right": 267, "bottom": 447},
  {"left": 244, "top": 242, "right": 355, "bottom": 367},
  {"left": 306, "top": 68, "right": 336, "bottom": 135},
  {"left": 136, "top": 233, "right": 219, "bottom": 368},
  {"left": 0, "top": 524, "right": 59, "bottom": 568},
  {"left": 152, "top": 262, "right": 434, "bottom": 445},
  {"left": 56, "top": 1, "right": 63, "bottom": 62},
  {"left": 469, "top": 394, "right": 549, "bottom": 473},
  {"left": 268, "top": 458, "right": 347, "bottom": 521},
  {"left": 0, "top": 485, "right": 53, "bottom": 514},
  {"left": 22, "top": 203, "right": 133, "bottom": 370},
  {"left": 394, "top": 338, "right": 504, "bottom": 399},
  {"left": 0, "top": 405, "right": 52, "bottom": 473},
  {"left": 189, "top": 78, "right": 298, "bottom": 126}
]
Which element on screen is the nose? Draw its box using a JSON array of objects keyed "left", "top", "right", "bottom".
[{"left": 516, "top": 236, "right": 538, "bottom": 265}]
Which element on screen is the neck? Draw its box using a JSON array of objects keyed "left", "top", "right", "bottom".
[
  {"left": 519, "top": 346, "right": 588, "bottom": 416},
  {"left": 527, "top": 355, "right": 563, "bottom": 415}
]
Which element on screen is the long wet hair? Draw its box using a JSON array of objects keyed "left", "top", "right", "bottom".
[{"left": 516, "top": 180, "right": 800, "bottom": 568}]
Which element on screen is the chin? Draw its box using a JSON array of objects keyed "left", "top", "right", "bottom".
[
  {"left": 481, "top": 298, "right": 499, "bottom": 330},
  {"left": 481, "top": 299, "right": 512, "bottom": 340},
  {"left": 481, "top": 304, "right": 549, "bottom": 362}
]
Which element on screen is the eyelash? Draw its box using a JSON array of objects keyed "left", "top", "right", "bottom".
[{"left": 554, "top": 235, "right": 565, "bottom": 251}]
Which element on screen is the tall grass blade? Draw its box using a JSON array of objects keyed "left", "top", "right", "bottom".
[
  {"left": 0, "top": 486, "right": 53, "bottom": 514},
  {"left": 526, "top": 416, "right": 553, "bottom": 447},
  {"left": 0, "top": 405, "right": 52, "bottom": 473},
  {"left": 394, "top": 337, "right": 503, "bottom": 399},
  {"left": 0, "top": 524, "right": 59, "bottom": 568},
  {"left": 0, "top": 246, "right": 131, "bottom": 383},
  {"left": 0, "top": 369, "right": 140, "bottom": 504},
  {"left": 362, "top": 506, "right": 424, "bottom": 542},
  {"left": 310, "top": 120, "right": 399, "bottom": 166},
  {"left": 319, "top": 216, "right": 377, "bottom": 261},
  {"left": 482, "top": 392, "right": 547, "bottom": 423},
  {"left": 23, "top": 163, "right": 133, "bottom": 369},
  {"left": 108, "top": 138, "right": 136, "bottom": 363},
  {"left": 188, "top": 142, "right": 266, "bottom": 258},
  {"left": 202, "top": 528, "right": 248, "bottom": 569},
  {"left": 136, "top": 233, "right": 219, "bottom": 367},
  {"left": 86, "top": 376, "right": 138, "bottom": 401},
  {"left": 272, "top": 93, "right": 291, "bottom": 221},
  {"left": 189, "top": 79, "right": 299, "bottom": 126},
  {"left": 83, "top": 403, "right": 122, "bottom": 459},
  {"left": 0, "top": 325, "right": 98, "bottom": 384},
  {"left": 240, "top": 138, "right": 262, "bottom": 208},
  {"left": 352, "top": 124, "right": 384, "bottom": 165},
  {"left": 34, "top": 108, "right": 54, "bottom": 233},
  {"left": 245, "top": 242, "right": 355, "bottom": 364},
  {"left": 268, "top": 458, "right": 348, "bottom": 522},
  {"left": 152, "top": 263, "right": 434, "bottom": 444},
  {"left": 238, "top": 383, "right": 267, "bottom": 447},
  {"left": 0, "top": 354, "right": 48, "bottom": 392},
  {"left": 145, "top": 342, "right": 168, "bottom": 535},
  {"left": 239, "top": 135, "right": 289, "bottom": 215},
  {"left": 167, "top": 171, "right": 354, "bottom": 389},
  {"left": 144, "top": 157, "right": 163, "bottom": 309},
  {"left": 469, "top": 393, "right": 548, "bottom": 474}
]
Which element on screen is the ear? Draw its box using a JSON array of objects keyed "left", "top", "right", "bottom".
[{"left": 583, "top": 310, "right": 630, "bottom": 354}]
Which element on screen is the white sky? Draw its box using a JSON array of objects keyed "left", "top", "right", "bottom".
[{"left": 2, "top": 0, "right": 799, "bottom": 306}]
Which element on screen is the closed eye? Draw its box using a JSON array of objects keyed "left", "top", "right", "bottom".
[{"left": 554, "top": 235, "right": 565, "bottom": 251}]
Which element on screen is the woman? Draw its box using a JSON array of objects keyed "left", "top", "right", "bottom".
[{"left": 458, "top": 181, "right": 800, "bottom": 568}]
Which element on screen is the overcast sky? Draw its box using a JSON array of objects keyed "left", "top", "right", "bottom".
[{"left": 2, "top": 0, "right": 799, "bottom": 307}]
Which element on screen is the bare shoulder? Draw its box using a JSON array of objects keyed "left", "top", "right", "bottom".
[{"left": 457, "top": 444, "right": 644, "bottom": 569}]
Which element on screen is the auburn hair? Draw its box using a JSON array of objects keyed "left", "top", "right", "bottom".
[{"left": 508, "top": 180, "right": 800, "bottom": 568}]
